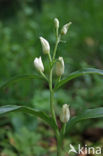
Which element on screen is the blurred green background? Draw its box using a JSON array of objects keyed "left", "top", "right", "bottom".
[{"left": 0, "top": 0, "right": 103, "bottom": 155}]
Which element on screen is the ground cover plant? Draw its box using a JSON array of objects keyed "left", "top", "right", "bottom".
[{"left": 0, "top": 18, "right": 103, "bottom": 156}]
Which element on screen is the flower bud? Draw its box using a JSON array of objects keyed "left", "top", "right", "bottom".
[
  {"left": 56, "top": 57, "right": 64, "bottom": 76},
  {"left": 34, "top": 57, "right": 44, "bottom": 72},
  {"left": 40, "top": 37, "right": 50, "bottom": 54},
  {"left": 54, "top": 18, "right": 59, "bottom": 29},
  {"left": 61, "top": 22, "right": 72, "bottom": 35},
  {"left": 60, "top": 104, "right": 70, "bottom": 123}
]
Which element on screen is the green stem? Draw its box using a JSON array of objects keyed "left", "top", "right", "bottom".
[
  {"left": 57, "top": 124, "right": 66, "bottom": 156},
  {"left": 56, "top": 27, "right": 59, "bottom": 39},
  {"left": 40, "top": 71, "right": 48, "bottom": 82},
  {"left": 62, "top": 123, "right": 66, "bottom": 137},
  {"left": 49, "top": 33, "right": 63, "bottom": 156},
  {"left": 53, "top": 36, "right": 60, "bottom": 60},
  {"left": 49, "top": 68, "right": 57, "bottom": 125},
  {"left": 48, "top": 52, "right": 52, "bottom": 63},
  {"left": 49, "top": 67, "right": 60, "bottom": 139},
  {"left": 57, "top": 136, "right": 62, "bottom": 156},
  {"left": 54, "top": 76, "right": 61, "bottom": 89}
]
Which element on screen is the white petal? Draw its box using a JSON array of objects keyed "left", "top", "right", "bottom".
[
  {"left": 40, "top": 37, "right": 50, "bottom": 54},
  {"left": 34, "top": 57, "right": 44, "bottom": 72}
]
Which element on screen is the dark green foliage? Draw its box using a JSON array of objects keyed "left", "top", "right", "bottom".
[{"left": 1, "top": 127, "right": 46, "bottom": 156}]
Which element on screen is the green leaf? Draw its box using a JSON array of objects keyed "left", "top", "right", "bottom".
[
  {"left": 55, "top": 68, "right": 103, "bottom": 89},
  {"left": 0, "top": 74, "right": 43, "bottom": 89},
  {"left": 0, "top": 105, "right": 56, "bottom": 129},
  {"left": 67, "top": 107, "right": 103, "bottom": 131}
]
